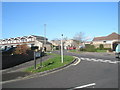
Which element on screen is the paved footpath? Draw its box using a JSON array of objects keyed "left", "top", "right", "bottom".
[{"left": 2, "top": 54, "right": 53, "bottom": 81}]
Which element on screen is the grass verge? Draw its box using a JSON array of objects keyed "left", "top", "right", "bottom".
[
  {"left": 24, "top": 53, "right": 74, "bottom": 73},
  {"left": 69, "top": 49, "right": 107, "bottom": 53},
  {"left": 96, "top": 50, "right": 107, "bottom": 52},
  {"left": 68, "top": 50, "right": 81, "bottom": 53}
]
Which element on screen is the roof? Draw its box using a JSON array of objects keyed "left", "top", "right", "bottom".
[
  {"left": 32, "top": 35, "right": 48, "bottom": 40},
  {"left": 37, "top": 39, "right": 52, "bottom": 45},
  {"left": 93, "top": 32, "right": 120, "bottom": 41},
  {"left": 1, "top": 35, "right": 47, "bottom": 41}
]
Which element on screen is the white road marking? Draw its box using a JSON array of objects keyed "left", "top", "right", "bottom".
[
  {"left": 101, "top": 60, "right": 108, "bottom": 63},
  {"left": 90, "top": 58, "right": 96, "bottom": 61},
  {"left": 92, "top": 59, "right": 99, "bottom": 62},
  {"left": 116, "top": 61, "right": 120, "bottom": 63},
  {"left": 97, "top": 59, "right": 103, "bottom": 62},
  {"left": 81, "top": 57, "right": 119, "bottom": 64},
  {"left": 80, "top": 58, "right": 86, "bottom": 60},
  {"left": 108, "top": 61, "right": 117, "bottom": 64},
  {"left": 72, "top": 57, "right": 81, "bottom": 65},
  {"left": 73, "top": 83, "right": 96, "bottom": 89},
  {"left": 86, "top": 58, "right": 92, "bottom": 61}
]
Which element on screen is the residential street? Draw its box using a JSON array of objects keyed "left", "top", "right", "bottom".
[{"left": 2, "top": 50, "right": 119, "bottom": 88}]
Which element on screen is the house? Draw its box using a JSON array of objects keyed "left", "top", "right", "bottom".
[
  {"left": 63, "top": 39, "right": 80, "bottom": 49},
  {"left": 50, "top": 39, "right": 80, "bottom": 50},
  {"left": 92, "top": 32, "right": 120, "bottom": 51},
  {"left": 50, "top": 40, "right": 61, "bottom": 46},
  {"left": 0, "top": 35, "right": 52, "bottom": 51}
]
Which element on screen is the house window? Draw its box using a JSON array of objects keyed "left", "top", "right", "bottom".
[
  {"left": 24, "top": 39, "right": 27, "bottom": 42},
  {"left": 21, "top": 39, "right": 24, "bottom": 42},
  {"left": 103, "top": 41, "right": 106, "bottom": 43}
]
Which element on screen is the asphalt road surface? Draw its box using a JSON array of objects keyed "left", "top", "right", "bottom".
[{"left": 2, "top": 50, "right": 120, "bottom": 88}]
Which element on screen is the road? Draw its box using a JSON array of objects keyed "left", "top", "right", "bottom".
[{"left": 2, "top": 50, "right": 120, "bottom": 88}]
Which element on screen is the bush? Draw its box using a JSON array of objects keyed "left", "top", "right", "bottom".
[
  {"left": 84, "top": 44, "right": 96, "bottom": 52},
  {"left": 80, "top": 47, "right": 86, "bottom": 51},
  {"left": 99, "top": 44, "right": 104, "bottom": 50},
  {"left": 14, "top": 44, "right": 30, "bottom": 55}
]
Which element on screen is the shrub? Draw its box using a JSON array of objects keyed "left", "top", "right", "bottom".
[
  {"left": 99, "top": 44, "right": 104, "bottom": 50},
  {"left": 80, "top": 47, "right": 86, "bottom": 51},
  {"left": 84, "top": 44, "right": 96, "bottom": 52},
  {"left": 14, "top": 44, "right": 30, "bottom": 55}
]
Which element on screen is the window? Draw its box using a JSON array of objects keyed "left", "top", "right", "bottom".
[{"left": 103, "top": 41, "right": 106, "bottom": 43}]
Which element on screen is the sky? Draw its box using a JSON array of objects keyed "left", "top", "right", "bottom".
[{"left": 2, "top": 2, "right": 118, "bottom": 41}]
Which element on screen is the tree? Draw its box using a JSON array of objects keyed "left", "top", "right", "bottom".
[
  {"left": 73, "top": 32, "right": 92, "bottom": 43},
  {"left": 73, "top": 32, "right": 85, "bottom": 43},
  {"left": 63, "top": 37, "right": 68, "bottom": 41},
  {"left": 14, "top": 44, "right": 30, "bottom": 55}
]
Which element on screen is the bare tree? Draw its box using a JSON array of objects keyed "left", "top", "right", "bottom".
[
  {"left": 73, "top": 32, "right": 85, "bottom": 43},
  {"left": 52, "top": 38, "right": 60, "bottom": 41},
  {"left": 63, "top": 37, "right": 68, "bottom": 41}
]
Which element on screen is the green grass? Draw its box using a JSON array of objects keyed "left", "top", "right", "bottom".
[
  {"left": 96, "top": 50, "right": 107, "bottom": 52},
  {"left": 68, "top": 50, "right": 81, "bottom": 53},
  {"left": 69, "top": 49, "right": 107, "bottom": 53},
  {"left": 24, "top": 53, "right": 74, "bottom": 73}
]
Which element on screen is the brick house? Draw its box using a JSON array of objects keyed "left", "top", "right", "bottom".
[{"left": 92, "top": 32, "right": 120, "bottom": 51}]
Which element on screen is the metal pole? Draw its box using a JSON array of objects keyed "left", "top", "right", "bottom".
[
  {"left": 40, "top": 51, "right": 42, "bottom": 67},
  {"left": 34, "top": 51, "right": 36, "bottom": 69},
  {"left": 44, "top": 24, "right": 46, "bottom": 51},
  {"left": 61, "top": 34, "right": 64, "bottom": 63}
]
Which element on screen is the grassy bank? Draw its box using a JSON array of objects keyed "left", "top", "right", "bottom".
[
  {"left": 24, "top": 53, "right": 74, "bottom": 73},
  {"left": 96, "top": 50, "right": 107, "bottom": 52},
  {"left": 69, "top": 49, "right": 107, "bottom": 53}
]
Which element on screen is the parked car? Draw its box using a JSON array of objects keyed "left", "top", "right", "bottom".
[
  {"left": 67, "top": 46, "right": 76, "bottom": 50},
  {"left": 115, "top": 44, "right": 120, "bottom": 58}
]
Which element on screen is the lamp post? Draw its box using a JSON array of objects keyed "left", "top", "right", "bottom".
[{"left": 61, "top": 34, "right": 64, "bottom": 63}]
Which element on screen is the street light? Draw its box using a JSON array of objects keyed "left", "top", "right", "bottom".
[{"left": 61, "top": 34, "right": 64, "bottom": 63}]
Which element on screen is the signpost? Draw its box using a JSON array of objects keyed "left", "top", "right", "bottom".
[
  {"left": 61, "top": 34, "right": 64, "bottom": 63},
  {"left": 34, "top": 51, "right": 36, "bottom": 69}
]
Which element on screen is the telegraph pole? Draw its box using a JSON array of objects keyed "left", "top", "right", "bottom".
[{"left": 61, "top": 34, "right": 64, "bottom": 63}]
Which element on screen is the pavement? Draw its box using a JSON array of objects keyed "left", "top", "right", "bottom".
[
  {"left": 2, "top": 50, "right": 120, "bottom": 88},
  {"left": 2, "top": 54, "right": 53, "bottom": 82}
]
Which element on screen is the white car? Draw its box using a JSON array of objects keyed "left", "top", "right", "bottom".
[{"left": 115, "top": 44, "right": 120, "bottom": 58}]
